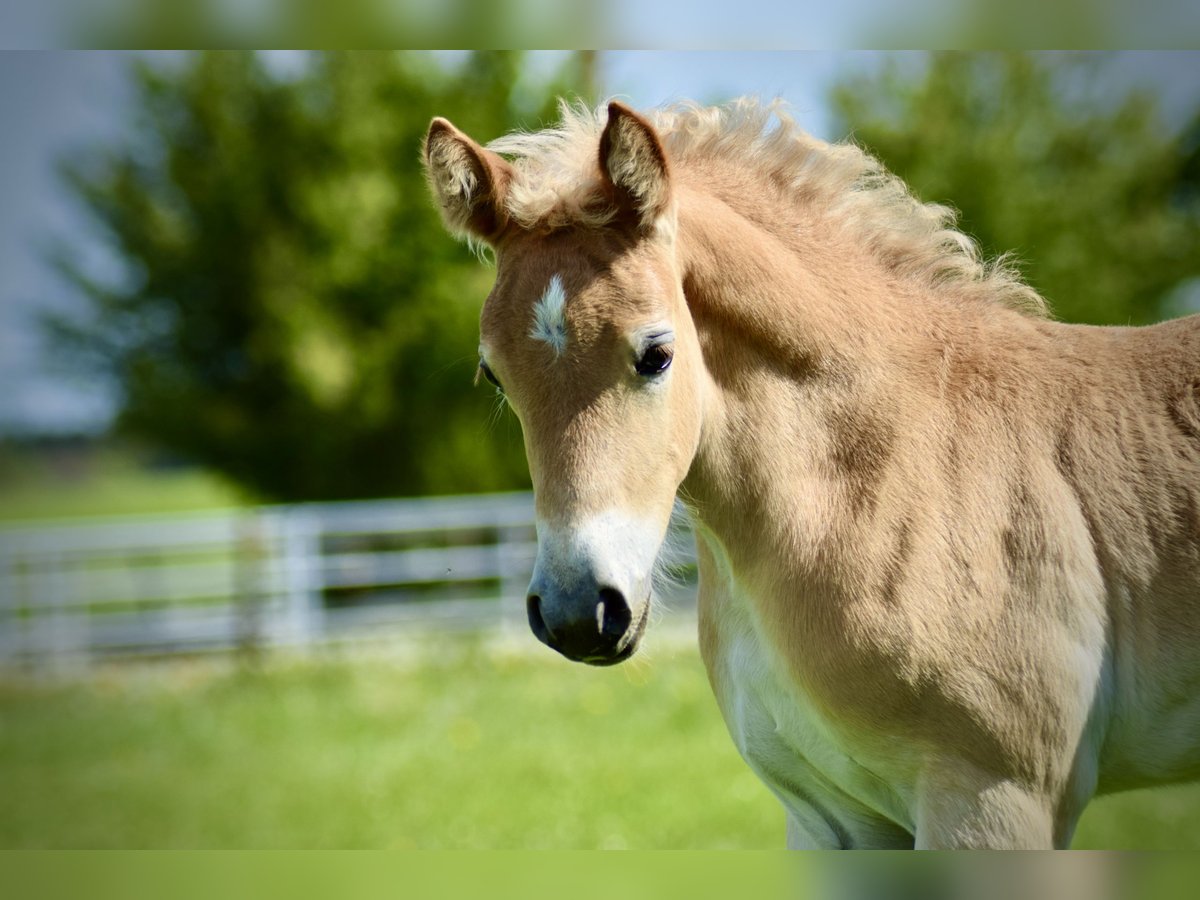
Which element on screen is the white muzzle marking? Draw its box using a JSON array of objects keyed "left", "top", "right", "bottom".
[{"left": 531, "top": 510, "right": 664, "bottom": 608}]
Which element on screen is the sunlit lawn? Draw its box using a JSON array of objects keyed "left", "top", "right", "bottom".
[
  {"left": 0, "top": 632, "right": 1197, "bottom": 849},
  {"left": 0, "top": 635, "right": 776, "bottom": 849},
  {"left": 0, "top": 445, "right": 245, "bottom": 524}
]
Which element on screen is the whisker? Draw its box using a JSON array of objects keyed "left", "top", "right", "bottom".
[
  {"left": 483, "top": 392, "right": 510, "bottom": 434},
  {"left": 649, "top": 500, "right": 697, "bottom": 623}
]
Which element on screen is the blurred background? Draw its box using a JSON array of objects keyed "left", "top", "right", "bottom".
[{"left": 2, "top": 51, "right": 1200, "bottom": 848}]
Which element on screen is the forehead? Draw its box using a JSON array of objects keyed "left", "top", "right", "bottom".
[{"left": 480, "top": 228, "right": 672, "bottom": 351}]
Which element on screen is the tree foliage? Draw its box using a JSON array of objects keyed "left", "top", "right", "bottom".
[
  {"left": 51, "top": 51, "right": 588, "bottom": 501},
  {"left": 830, "top": 53, "right": 1200, "bottom": 325}
]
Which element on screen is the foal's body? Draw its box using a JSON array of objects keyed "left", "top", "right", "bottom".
[
  {"left": 426, "top": 98, "right": 1200, "bottom": 848},
  {"left": 676, "top": 174, "right": 1200, "bottom": 847}
]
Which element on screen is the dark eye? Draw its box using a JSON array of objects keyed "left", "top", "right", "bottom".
[
  {"left": 635, "top": 343, "right": 673, "bottom": 377},
  {"left": 478, "top": 361, "right": 503, "bottom": 392}
]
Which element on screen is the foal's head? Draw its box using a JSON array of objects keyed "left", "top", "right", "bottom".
[{"left": 426, "top": 102, "right": 704, "bottom": 664}]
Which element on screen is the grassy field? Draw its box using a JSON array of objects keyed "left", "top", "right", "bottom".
[
  {"left": 2, "top": 634, "right": 1200, "bottom": 849},
  {"left": 0, "top": 635, "right": 776, "bottom": 849},
  {"left": 0, "top": 443, "right": 245, "bottom": 523}
]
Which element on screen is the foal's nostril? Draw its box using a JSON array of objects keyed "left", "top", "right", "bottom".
[
  {"left": 596, "top": 586, "right": 632, "bottom": 639},
  {"left": 527, "top": 586, "right": 635, "bottom": 662},
  {"left": 527, "top": 594, "right": 554, "bottom": 646}
]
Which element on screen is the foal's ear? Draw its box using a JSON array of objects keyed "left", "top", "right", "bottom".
[
  {"left": 599, "top": 101, "right": 673, "bottom": 231},
  {"left": 424, "top": 117, "right": 514, "bottom": 243}
]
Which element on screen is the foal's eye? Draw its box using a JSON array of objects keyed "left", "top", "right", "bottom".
[
  {"left": 478, "top": 361, "right": 503, "bottom": 392},
  {"left": 635, "top": 343, "right": 674, "bottom": 377}
]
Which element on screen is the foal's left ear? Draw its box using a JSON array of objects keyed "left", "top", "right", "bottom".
[
  {"left": 599, "top": 101, "right": 673, "bottom": 232},
  {"left": 425, "top": 117, "right": 514, "bottom": 243}
]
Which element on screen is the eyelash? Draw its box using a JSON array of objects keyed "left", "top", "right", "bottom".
[
  {"left": 635, "top": 343, "right": 673, "bottom": 376},
  {"left": 478, "top": 361, "right": 503, "bottom": 392}
]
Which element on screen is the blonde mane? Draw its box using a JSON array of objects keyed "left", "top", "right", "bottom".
[{"left": 489, "top": 97, "right": 1046, "bottom": 316}]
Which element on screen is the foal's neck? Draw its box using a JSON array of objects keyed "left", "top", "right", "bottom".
[
  {"left": 673, "top": 181, "right": 952, "bottom": 573},
  {"left": 673, "top": 178, "right": 957, "bottom": 373}
]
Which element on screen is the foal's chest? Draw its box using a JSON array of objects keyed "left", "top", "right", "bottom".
[{"left": 700, "top": 576, "right": 918, "bottom": 845}]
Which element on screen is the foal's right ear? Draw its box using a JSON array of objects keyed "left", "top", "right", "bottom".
[
  {"left": 424, "top": 117, "right": 514, "bottom": 243},
  {"left": 599, "top": 101, "right": 673, "bottom": 232}
]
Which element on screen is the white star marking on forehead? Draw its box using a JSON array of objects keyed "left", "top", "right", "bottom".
[{"left": 529, "top": 274, "right": 568, "bottom": 356}]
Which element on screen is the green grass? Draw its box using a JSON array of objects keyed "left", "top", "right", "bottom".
[
  {"left": 2, "top": 635, "right": 1200, "bottom": 849},
  {"left": 0, "top": 637, "right": 777, "bottom": 849},
  {"left": 0, "top": 445, "right": 245, "bottom": 524}
]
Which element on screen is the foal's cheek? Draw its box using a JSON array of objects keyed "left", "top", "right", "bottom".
[{"left": 667, "top": 365, "right": 704, "bottom": 477}]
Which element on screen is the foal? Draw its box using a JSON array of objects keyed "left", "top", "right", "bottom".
[{"left": 425, "top": 98, "right": 1200, "bottom": 848}]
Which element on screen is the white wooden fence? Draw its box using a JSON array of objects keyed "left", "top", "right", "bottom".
[{"left": 0, "top": 492, "right": 696, "bottom": 671}]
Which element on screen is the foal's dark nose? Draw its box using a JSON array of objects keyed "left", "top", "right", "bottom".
[{"left": 526, "top": 586, "right": 633, "bottom": 666}]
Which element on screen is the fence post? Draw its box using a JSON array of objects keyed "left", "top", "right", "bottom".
[
  {"left": 281, "top": 507, "right": 324, "bottom": 646},
  {"left": 41, "top": 548, "right": 84, "bottom": 676},
  {"left": 0, "top": 541, "right": 14, "bottom": 668},
  {"left": 233, "top": 514, "right": 269, "bottom": 663}
]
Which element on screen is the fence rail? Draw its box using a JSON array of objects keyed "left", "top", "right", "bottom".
[{"left": 0, "top": 492, "right": 696, "bottom": 671}]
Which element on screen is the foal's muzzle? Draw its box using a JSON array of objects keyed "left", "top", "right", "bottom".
[{"left": 526, "top": 583, "right": 648, "bottom": 666}]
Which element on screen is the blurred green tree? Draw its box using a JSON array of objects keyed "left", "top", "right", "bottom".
[
  {"left": 50, "top": 51, "right": 590, "bottom": 501},
  {"left": 831, "top": 52, "right": 1200, "bottom": 325}
]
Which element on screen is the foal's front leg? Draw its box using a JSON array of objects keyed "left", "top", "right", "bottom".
[
  {"left": 786, "top": 807, "right": 915, "bottom": 849},
  {"left": 914, "top": 764, "right": 1057, "bottom": 849},
  {"left": 786, "top": 809, "right": 844, "bottom": 849}
]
